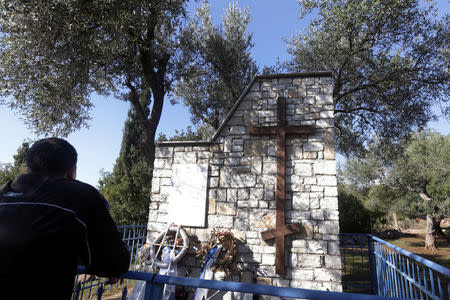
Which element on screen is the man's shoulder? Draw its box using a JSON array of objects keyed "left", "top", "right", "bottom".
[
  {"left": 45, "top": 177, "right": 96, "bottom": 195},
  {"left": 44, "top": 178, "right": 108, "bottom": 208}
]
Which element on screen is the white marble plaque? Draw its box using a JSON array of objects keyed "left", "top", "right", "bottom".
[{"left": 167, "top": 164, "right": 208, "bottom": 227}]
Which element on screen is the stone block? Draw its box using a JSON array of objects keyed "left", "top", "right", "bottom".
[
  {"left": 227, "top": 189, "right": 238, "bottom": 202},
  {"left": 324, "top": 209, "right": 339, "bottom": 220},
  {"left": 209, "top": 177, "right": 219, "bottom": 188},
  {"left": 323, "top": 234, "right": 339, "bottom": 241},
  {"left": 155, "top": 147, "right": 173, "bottom": 158},
  {"left": 303, "top": 142, "right": 323, "bottom": 152},
  {"left": 306, "top": 240, "right": 327, "bottom": 254},
  {"left": 292, "top": 239, "right": 307, "bottom": 248},
  {"left": 328, "top": 241, "right": 340, "bottom": 255},
  {"left": 244, "top": 140, "right": 272, "bottom": 156},
  {"left": 317, "top": 175, "right": 337, "bottom": 186},
  {"left": 256, "top": 266, "right": 276, "bottom": 277},
  {"left": 238, "top": 188, "right": 250, "bottom": 200},
  {"left": 153, "top": 168, "right": 171, "bottom": 177},
  {"left": 319, "top": 220, "right": 340, "bottom": 234},
  {"left": 293, "top": 193, "right": 309, "bottom": 210},
  {"left": 325, "top": 255, "right": 342, "bottom": 269},
  {"left": 290, "top": 280, "right": 323, "bottom": 290},
  {"left": 310, "top": 185, "right": 324, "bottom": 192},
  {"left": 225, "top": 158, "right": 240, "bottom": 166},
  {"left": 320, "top": 197, "right": 338, "bottom": 209},
  {"left": 208, "top": 198, "right": 216, "bottom": 214},
  {"left": 208, "top": 215, "right": 233, "bottom": 228},
  {"left": 250, "top": 211, "right": 276, "bottom": 230},
  {"left": 257, "top": 174, "right": 276, "bottom": 185},
  {"left": 216, "top": 202, "right": 236, "bottom": 215},
  {"left": 245, "top": 91, "right": 262, "bottom": 100},
  {"left": 262, "top": 254, "right": 276, "bottom": 265},
  {"left": 154, "top": 159, "right": 165, "bottom": 169},
  {"left": 246, "top": 231, "right": 259, "bottom": 239},
  {"left": 322, "top": 282, "right": 343, "bottom": 292},
  {"left": 263, "top": 160, "right": 277, "bottom": 174},
  {"left": 316, "top": 118, "right": 334, "bottom": 128},
  {"left": 294, "top": 163, "right": 313, "bottom": 176},
  {"left": 220, "top": 171, "right": 256, "bottom": 188},
  {"left": 311, "top": 209, "right": 325, "bottom": 220},
  {"left": 297, "top": 254, "right": 321, "bottom": 267},
  {"left": 230, "top": 126, "right": 247, "bottom": 135},
  {"left": 216, "top": 189, "right": 227, "bottom": 201},
  {"left": 316, "top": 94, "right": 333, "bottom": 105},
  {"left": 314, "top": 269, "right": 341, "bottom": 282},
  {"left": 320, "top": 110, "right": 334, "bottom": 118},
  {"left": 307, "top": 88, "right": 320, "bottom": 96},
  {"left": 313, "top": 160, "right": 336, "bottom": 175},
  {"left": 292, "top": 269, "right": 314, "bottom": 280},
  {"left": 173, "top": 152, "right": 196, "bottom": 164},
  {"left": 151, "top": 179, "right": 160, "bottom": 194},
  {"left": 256, "top": 277, "right": 272, "bottom": 285},
  {"left": 324, "top": 186, "right": 338, "bottom": 197},
  {"left": 303, "top": 177, "right": 317, "bottom": 185},
  {"left": 279, "top": 78, "right": 292, "bottom": 85}
]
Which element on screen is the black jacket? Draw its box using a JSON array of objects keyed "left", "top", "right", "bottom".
[{"left": 0, "top": 174, "right": 130, "bottom": 300}]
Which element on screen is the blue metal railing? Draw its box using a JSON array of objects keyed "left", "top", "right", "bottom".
[
  {"left": 76, "top": 265, "right": 404, "bottom": 300},
  {"left": 372, "top": 235, "right": 450, "bottom": 300},
  {"left": 73, "top": 228, "right": 450, "bottom": 300},
  {"left": 341, "top": 233, "right": 450, "bottom": 300},
  {"left": 73, "top": 225, "right": 147, "bottom": 299}
]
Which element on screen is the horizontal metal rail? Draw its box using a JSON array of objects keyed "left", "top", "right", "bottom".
[
  {"left": 72, "top": 228, "right": 450, "bottom": 300},
  {"left": 76, "top": 266, "right": 403, "bottom": 300},
  {"left": 372, "top": 236, "right": 449, "bottom": 300}
]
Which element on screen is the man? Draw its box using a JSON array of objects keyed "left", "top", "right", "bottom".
[{"left": 0, "top": 138, "right": 130, "bottom": 300}]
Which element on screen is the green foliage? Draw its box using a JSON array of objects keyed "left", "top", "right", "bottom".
[
  {"left": 0, "top": 141, "right": 30, "bottom": 184},
  {"left": 338, "top": 185, "right": 372, "bottom": 233},
  {"left": 341, "top": 131, "right": 449, "bottom": 223},
  {"left": 157, "top": 124, "right": 214, "bottom": 142},
  {"left": 98, "top": 106, "right": 151, "bottom": 225},
  {"left": 175, "top": 1, "right": 258, "bottom": 129},
  {"left": 287, "top": 0, "right": 449, "bottom": 155},
  {"left": 0, "top": 0, "right": 189, "bottom": 166},
  {"left": 392, "top": 131, "right": 450, "bottom": 216}
]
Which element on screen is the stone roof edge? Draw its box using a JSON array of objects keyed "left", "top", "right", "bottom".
[
  {"left": 156, "top": 140, "right": 214, "bottom": 147},
  {"left": 210, "top": 71, "right": 332, "bottom": 141}
]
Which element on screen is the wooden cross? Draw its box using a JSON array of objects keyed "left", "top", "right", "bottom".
[{"left": 249, "top": 96, "right": 315, "bottom": 275}]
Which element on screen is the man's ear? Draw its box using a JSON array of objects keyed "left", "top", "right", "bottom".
[{"left": 64, "top": 165, "right": 77, "bottom": 179}]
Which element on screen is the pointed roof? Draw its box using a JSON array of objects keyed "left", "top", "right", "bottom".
[{"left": 157, "top": 71, "right": 332, "bottom": 146}]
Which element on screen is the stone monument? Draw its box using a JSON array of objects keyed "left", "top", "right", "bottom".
[{"left": 148, "top": 72, "right": 342, "bottom": 293}]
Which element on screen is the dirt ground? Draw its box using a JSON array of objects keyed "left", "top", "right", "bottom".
[{"left": 384, "top": 218, "right": 450, "bottom": 269}]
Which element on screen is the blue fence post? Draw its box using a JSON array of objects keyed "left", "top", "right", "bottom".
[
  {"left": 143, "top": 279, "right": 164, "bottom": 300},
  {"left": 368, "top": 235, "right": 378, "bottom": 295}
]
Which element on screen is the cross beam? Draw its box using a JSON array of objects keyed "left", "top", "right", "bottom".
[{"left": 249, "top": 96, "right": 315, "bottom": 275}]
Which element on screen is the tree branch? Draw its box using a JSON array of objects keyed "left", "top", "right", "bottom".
[{"left": 125, "top": 80, "right": 147, "bottom": 123}]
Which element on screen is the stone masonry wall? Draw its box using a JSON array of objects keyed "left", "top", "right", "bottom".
[{"left": 148, "top": 73, "right": 341, "bottom": 292}]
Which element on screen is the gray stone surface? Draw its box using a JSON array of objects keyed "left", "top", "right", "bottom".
[{"left": 148, "top": 73, "right": 340, "bottom": 292}]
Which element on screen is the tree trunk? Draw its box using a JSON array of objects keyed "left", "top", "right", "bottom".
[
  {"left": 433, "top": 216, "right": 447, "bottom": 239},
  {"left": 391, "top": 212, "right": 401, "bottom": 232},
  {"left": 424, "top": 214, "right": 437, "bottom": 251}
]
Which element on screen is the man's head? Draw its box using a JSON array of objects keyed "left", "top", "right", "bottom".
[{"left": 26, "top": 138, "right": 77, "bottom": 178}]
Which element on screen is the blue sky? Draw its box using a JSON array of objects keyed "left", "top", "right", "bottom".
[{"left": 0, "top": 0, "right": 448, "bottom": 187}]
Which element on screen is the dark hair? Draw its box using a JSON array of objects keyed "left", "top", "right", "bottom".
[{"left": 26, "top": 138, "right": 77, "bottom": 176}]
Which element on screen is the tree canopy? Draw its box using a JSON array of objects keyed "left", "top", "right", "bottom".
[
  {"left": 98, "top": 104, "right": 151, "bottom": 225},
  {"left": 287, "top": 0, "right": 449, "bottom": 155},
  {"left": 175, "top": 1, "right": 258, "bottom": 130},
  {"left": 0, "top": 141, "right": 29, "bottom": 184},
  {"left": 341, "top": 131, "right": 450, "bottom": 250},
  {"left": 0, "top": 0, "right": 188, "bottom": 166}
]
